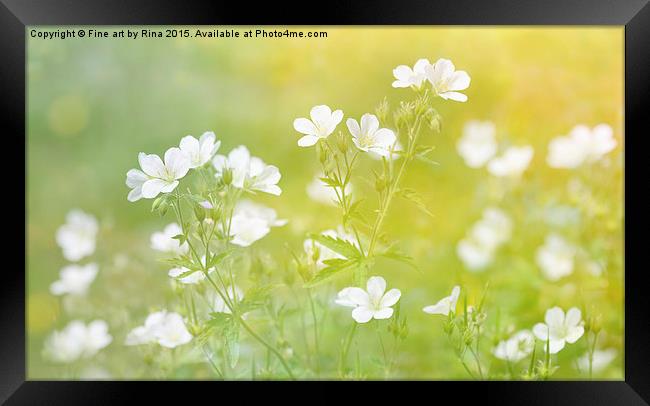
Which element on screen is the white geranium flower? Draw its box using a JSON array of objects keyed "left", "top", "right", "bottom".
[
  {"left": 536, "top": 234, "right": 576, "bottom": 281},
  {"left": 179, "top": 131, "right": 221, "bottom": 168},
  {"left": 50, "top": 263, "right": 98, "bottom": 296},
  {"left": 293, "top": 105, "right": 344, "bottom": 147},
  {"left": 457, "top": 208, "right": 511, "bottom": 272},
  {"left": 306, "top": 174, "right": 353, "bottom": 206},
  {"left": 336, "top": 276, "right": 401, "bottom": 323},
  {"left": 457, "top": 121, "right": 497, "bottom": 168},
  {"left": 226, "top": 200, "right": 286, "bottom": 247},
  {"left": 547, "top": 124, "right": 617, "bottom": 169},
  {"left": 423, "top": 285, "right": 460, "bottom": 316},
  {"left": 212, "top": 146, "right": 282, "bottom": 195},
  {"left": 44, "top": 320, "right": 112, "bottom": 363},
  {"left": 392, "top": 58, "right": 430, "bottom": 88},
  {"left": 212, "top": 285, "right": 244, "bottom": 314},
  {"left": 424, "top": 58, "right": 471, "bottom": 102},
  {"left": 577, "top": 348, "right": 617, "bottom": 373},
  {"left": 456, "top": 239, "right": 494, "bottom": 271},
  {"left": 56, "top": 209, "right": 98, "bottom": 262},
  {"left": 487, "top": 146, "right": 534, "bottom": 177},
  {"left": 493, "top": 330, "right": 535, "bottom": 362},
  {"left": 125, "top": 311, "right": 192, "bottom": 349},
  {"left": 369, "top": 140, "right": 403, "bottom": 161},
  {"left": 533, "top": 306, "right": 584, "bottom": 354},
  {"left": 346, "top": 113, "right": 397, "bottom": 157},
  {"left": 126, "top": 148, "right": 190, "bottom": 201},
  {"left": 150, "top": 223, "right": 189, "bottom": 255},
  {"left": 471, "top": 208, "right": 512, "bottom": 249}
]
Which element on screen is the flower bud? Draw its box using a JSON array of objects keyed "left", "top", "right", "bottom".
[
  {"left": 375, "top": 97, "right": 389, "bottom": 123},
  {"left": 335, "top": 132, "right": 348, "bottom": 154},
  {"left": 222, "top": 168, "right": 233, "bottom": 186},
  {"left": 194, "top": 205, "right": 206, "bottom": 222},
  {"left": 317, "top": 142, "right": 329, "bottom": 165},
  {"left": 375, "top": 176, "right": 387, "bottom": 193}
]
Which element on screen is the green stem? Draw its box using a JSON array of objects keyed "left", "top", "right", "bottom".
[{"left": 307, "top": 289, "right": 321, "bottom": 376}]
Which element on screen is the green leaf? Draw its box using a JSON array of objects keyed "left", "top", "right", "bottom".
[
  {"left": 378, "top": 248, "right": 419, "bottom": 272},
  {"left": 206, "top": 250, "right": 233, "bottom": 269},
  {"left": 223, "top": 317, "right": 240, "bottom": 369},
  {"left": 172, "top": 233, "right": 187, "bottom": 245},
  {"left": 239, "top": 284, "right": 278, "bottom": 313},
  {"left": 303, "top": 258, "right": 361, "bottom": 288},
  {"left": 319, "top": 176, "right": 341, "bottom": 188},
  {"left": 159, "top": 256, "right": 198, "bottom": 270},
  {"left": 398, "top": 188, "right": 434, "bottom": 218},
  {"left": 307, "top": 233, "right": 361, "bottom": 259}
]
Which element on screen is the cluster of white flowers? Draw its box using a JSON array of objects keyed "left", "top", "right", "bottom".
[
  {"left": 392, "top": 58, "right": 471, "bottom": 102},
  {"left": 212, "top": 145, "right": 282, "bottom": 196},
  {"left": 456, "top": 120, "right": 534, "bottom": 177},
  {"left": 547, "top": 124, "right": 616, "bottom": 169},
  {"left": 56, "top": 209, "right": 98, "bottom": 262},
  {"left": 535, "top": 233, "right": 576, "bottom": 281},
  {"left": 125, "top": 310, "right": 192, "bottom": 349},
  {"left": 50, "top": 263, "right": 98, "bottom": 296},
  {"left": 336, "top": 276, "right": 401, "bottom": 323},
  {"left": 126, "top": 132, "right": 219, "bottom": 201},
  {"left": 456, "top": 208, "right": 512, "bottom": 272},
  {"left": 44, "top": 320, "right": 112, "bottom": 363},
  {"left": 51, "top": 210, "right": 100, "bottom": 297}
]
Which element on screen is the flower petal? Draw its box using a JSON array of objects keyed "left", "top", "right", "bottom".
[
  {"left": 373, "top": 307, "right": 394, "bottom": 320},
  {"left": 298, "top": 135, "right": 319, "bottom": 147},
  {"left": 141, "top": 179, "right": 168, "bottom": 199},
  {"left": 533, "top": 323, "right": 549, "bottom": 341},
  {"left": 440, "top": 91, "right": 468, "bottom": 102},
  {"left": 360, "top": 113, "right": 379, "bottom": 136},
  {"left": 293, "top": 118, "right": 317, "bottom": 135},
  {"left": 565, "top": 307, "right": 582, "bottom": 327},
  {"left": 138, "top": 153, "right": 165, "bottom": 178},
  {"left": 448, "top": 71, "right": 471, "bottom": 91},
  {"left": 345, "top": 287, "right": 370, "bottom": 306},
  {"left": 351, "top": 306, "right": 374, "bottom": 323},
  {"left": 310, "top": 105, "right": 332, "bottom": 124},
  {"left": 565, "top": 326, "right": 584, "bottom": 344},
  {"left": 346, "top": 118, "right": 361, "bottom": 137},
  {"left": 366, "top": 276, "right": 386, "bottom": 300},
  {"left": 545, "top": 307, "right": 565, "bottom": 328},
  {"left": 380, "top": 288, "right": 401, "bottom": 308}
]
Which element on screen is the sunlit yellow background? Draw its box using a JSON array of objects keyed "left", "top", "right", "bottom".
[{"left": 27, "top": 27, "right": 623, "bottom": 379}]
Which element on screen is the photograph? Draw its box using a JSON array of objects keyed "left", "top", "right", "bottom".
[{"left": 25, "top": 26, "right": 625, "bottom": 381}]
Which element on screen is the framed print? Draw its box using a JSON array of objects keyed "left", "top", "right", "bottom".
[{"left": 2, "top": 0, "right": 649, "bottom": 403}]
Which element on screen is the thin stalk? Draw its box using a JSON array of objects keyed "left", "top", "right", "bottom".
[{"left": 307, "top": 289, "right": 321, "bottom": 376}]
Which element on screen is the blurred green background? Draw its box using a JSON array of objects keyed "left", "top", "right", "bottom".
[{"left": 27, "top": 27, "right": 623, "bottom": 379}]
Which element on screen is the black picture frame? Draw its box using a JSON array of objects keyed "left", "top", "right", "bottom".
[{"left": 2, "top": 0, "right": 648, "bottom": 403}]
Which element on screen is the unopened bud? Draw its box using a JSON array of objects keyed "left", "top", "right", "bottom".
[{"left": 222, "top": 168, "right": 233, "bottom": 185}]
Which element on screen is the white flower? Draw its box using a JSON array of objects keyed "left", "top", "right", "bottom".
[
  {"left": 227, "top": 200, "right": 286, "bottom": 247},
  {"left": 424, "top": 58, "right": 471, "bottom": 102},
  {"left": 493, "top": 330, "right": 535, "bottom": 362},
  {"left": 56, "top": 209, "right": 98, "bottom": 262},
  {"left": 456, "top": 239, "right": 494, "bottom": 271},
  {"left": 125, "top": 311, "right": 192, "bottom": 349},
  {"left": 536, "top": 234, "right": 576, "bottom": 281},
  {"left": 336, "top": 276, "right": 401, "bottom": 323},
  {"left": 423, "top": 285, "right": 460, "bottom": 316},
  {"left": 212, "top": 146, "right": 282, "bottom": 195},
  {"left": 346, "top": 113, "right": 397, "bottom": 157},
  {"left": 212, "top": 285, "right": 244, "bottom": 314},
  {"left": 457, "top": 208, "right": 511, "bottom": 272},
  {"left": 547, "top": 124, "right": 617, "bottom": 169},
  {"left": 457, "top": 121, "right": 497, "bottom": 168},
  {"left": 533, "top": 306, "right": 584, "bottom": 354},
  {"left": 293, "top": 105, "right": 344, "bottom": 147},
  {"left": 471, "top": 208, "right": 512, "bottom": 249},
  {"left": 179, "top": 131, "right": 221, "bottom": 168},
  {"left": 150, "top": 223, "right": 189, "bottom": 255},
  {"left": 44, "top": 320, "right": 112, "bottom": 363},
  {"left": 391, "top": 58, "right": 430, "bottom": 88},
  {"left": 369, "top": 140, "right": 403, "bottom": 161},
  {"left": 487, "top": 146, "right": 534, "bottom": 177},
  {"left": 126, "top": 147, "right": 190, "bottom": 200},
  {"left": 50, "top": 263, "right": 98, "bottom": 296},
  {"left": 304, "top": 227, "right": 358, "bottom": 269},
  {"left": 168, "top": 267, "right": 205, "bottom": 284},
  {"left": 306, "top": 174, "right": 353, "bottom": 206},
  {"left": 577, "top": 348, "right": 617, "bottom": 373}
]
